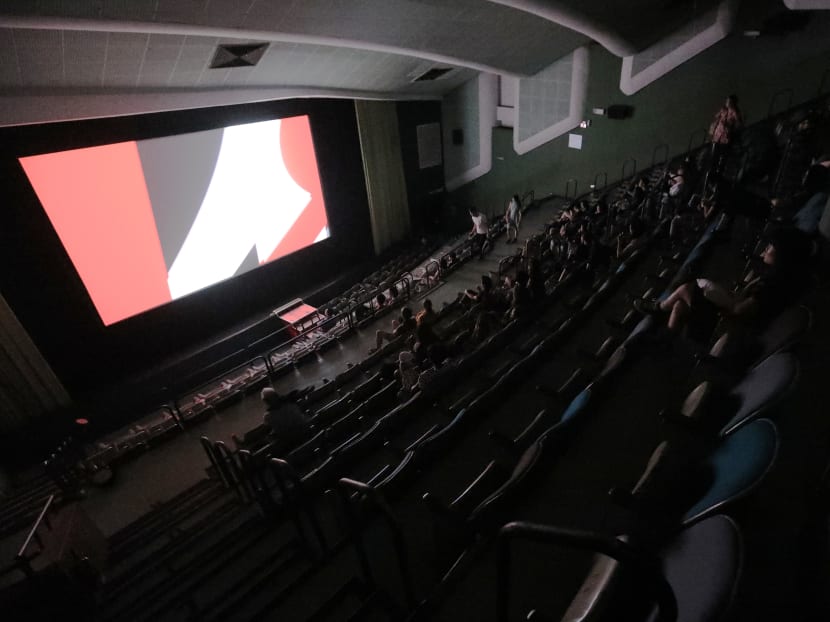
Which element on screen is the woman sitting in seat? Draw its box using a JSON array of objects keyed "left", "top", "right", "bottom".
[
  {"left": 373, "top": 306, "right": 416, "bottom": 352},
  {"left": 635, "top": 227, "right": 811, "bottom": 336}
]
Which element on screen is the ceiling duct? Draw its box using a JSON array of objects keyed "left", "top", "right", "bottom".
[
  {"left": 411, "top": 67, "right": 455, "bottom": 82},
  {"left": 210, "top": 43, "right": 269, "bottom": 68}
]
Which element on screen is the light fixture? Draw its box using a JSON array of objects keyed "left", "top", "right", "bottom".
[{"left": 579, "top": 120, "right": 592, "bottom": 129}]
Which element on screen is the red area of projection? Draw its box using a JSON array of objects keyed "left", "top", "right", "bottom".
[
  {"left": 19, "top": 143, "right": 171, "bottom": 326},
  {"left": 268, "top": 116, "right": 328, "bottom": 262}
]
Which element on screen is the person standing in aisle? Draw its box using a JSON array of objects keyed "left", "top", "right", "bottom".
[{"left": 505, "top": 194, "right": 522, "bottom": 243}]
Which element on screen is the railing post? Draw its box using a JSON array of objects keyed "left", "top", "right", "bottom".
[
  {"left": 621, "top": 158, "right": 637, "bottom": 182},
  {"left": 338, "top": 478, "right": 417, "bottom": 609},
  {"left": 564, "top": 178, "right": 578, "bottom": 200},
  {"left": 651, "top": 144, "right": 669, "bottom": 168},
  {"left": 687, "top": 128, "right": 707, "bottom": 153},
  {"left": 161, "top": 403, "right": 185, "bottom": 431}
]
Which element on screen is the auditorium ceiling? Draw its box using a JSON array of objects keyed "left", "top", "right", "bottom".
[{"left": 0, "top": 0, "right": 819, "bottom": 125}]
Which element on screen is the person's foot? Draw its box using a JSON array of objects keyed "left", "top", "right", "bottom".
[{"left": 633, "top": 298, "right": 663, "bottom": 315}]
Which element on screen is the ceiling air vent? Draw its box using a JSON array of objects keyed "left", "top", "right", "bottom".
[
  {"left": 412, "top": 67, "right": 454, "bottom": 82},
  {"left": 210, "top": 43, "right": 269, "bottom": 68}
]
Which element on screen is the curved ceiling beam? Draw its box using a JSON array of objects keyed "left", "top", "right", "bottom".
[
  {"left": 0, "top": 15, "right": 521, "bottom": 78},
  {"left": 783, "top": 0, "right": 830, "bottom": 8},
  {"left": 0, "top": 86, "right": 440, "bottom": 128},
  {"left": 486, "top": 0, "right": 637, "bottom": 57}
]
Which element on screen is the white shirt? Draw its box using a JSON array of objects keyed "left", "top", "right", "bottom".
[
  {"left": 506, "top": 199, "right": 520, "bottom": 223},
  {"left": 471, "top": 213, "right": 488, "bottom": 235}
]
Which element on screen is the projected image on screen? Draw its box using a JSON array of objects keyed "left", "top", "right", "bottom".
[{"left": 19, "top": 116, "right": 329, "bottom": 326}]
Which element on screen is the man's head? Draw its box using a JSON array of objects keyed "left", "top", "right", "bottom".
[
  {"left": 423, "top": 299, "right": 433, "bottom": 311},
  {"left": 261, "top": 387, "right": 281, "bottom": 407},
  {"left": 763, "top": 227, "right": 810, "bottom": 268}
]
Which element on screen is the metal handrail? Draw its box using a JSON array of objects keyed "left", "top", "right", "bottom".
[
  {"left": 174, "top": 353, "right": 270, "bottom": 417},
  {"left": 270, "top": 457, "right": 328, "bottom": 553},
  {"left": 687, "top": 128, "right": 708, "bottom": 153},
  {"left": 160, "top": 403, "right": 185, "bottom": 430},
  {"left": 336, "top": 478, "right": 417, "bottom": 608},
  {"left": 621, "top": 158, "right": 637, "bottom": 182},
  {"left": 424, "top": 259, "right": 441, "bottom": 281},
  {"left": 564, "top": 178, "right": 578, "bottom": 200},
  {"left": 651, "top": 144, "right": 669, "bottom": 168},
  {"left": 767, "top": 88, "right": 794, "bottom": 118},
  {"left": 15, "top": 495, "right": 55, "bottom": 577},
  {"left": 497, "top": 521, "right": 677, "bottom": 622}
]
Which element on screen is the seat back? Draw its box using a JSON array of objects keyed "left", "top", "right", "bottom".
[
  {"left": 755, "top": 305, "right": 811, "bottom": 362},
  {"left": 683, "top": 419, "right": 778, "bottom": 525},
  {"left": 721, "top": 352, "right": 798, "bottom": 435},
  {"left": 653, "top": 515, "right": 742, "bottom": 622}
]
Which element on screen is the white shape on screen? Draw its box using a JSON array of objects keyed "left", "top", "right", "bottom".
[{"left": 167, "top": 119, "right": 312, "bottom": 299}]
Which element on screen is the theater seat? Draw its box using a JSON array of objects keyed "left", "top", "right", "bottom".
[
  {"left": 499, "top": 515, "right": 742, "bottom": 622},
  {"left": 651, "top": 514, "right": 742, "bottom": 622},
  {"left": 720, "top": 352, "right": 798, "bottom": 435},
  {"left": 683, "top": 418, "right": 779, "bottom": 526},
  {"left": 709, "top": 305, "right": 811, "bottom": 371}
]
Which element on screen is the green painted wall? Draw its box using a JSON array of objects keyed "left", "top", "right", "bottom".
[{"left": 452, "top": 13, "right": 830, "bottom": 213}]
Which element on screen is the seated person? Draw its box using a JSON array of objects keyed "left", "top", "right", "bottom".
[
  {"left": 465, "top": 274, "right": 509, "bottom": 313},
  {"left": 792, "top": 190, "right": 829, "bottom": 235},
  {"left": 635, "top": 227, "right": 811, "bottom": 336},
  {"left": 411, "top": 299, "right": 438, "bottom": 345},
  {"left": 666, "top": 166, "right": 686, "bottom": 200},
  {"left": 415, "top": 343, "right": 450, "bottom": 392},
  {"left": 616, "top": 217, "right": 647, "bottom": 260},
  {"left": 506, "top": 270, "right": 531, "bottom": 320},
  {"left": 396, "top": 350, "right": 421, "bottom": 399},
  {"left": 415, "top": 298, "right": 438, "bottom": 329},
  {"left": 468, "top": 207, "right": 491, "bottom": 259},
  {"left": 374, "top": 306, "right": 416, "bottom": 351},
  {"left": 261, "top": 387, "right": 310, "bottom": 455},
  {"left": 625, "top": 177, "right": 648, "bottom": 208}
]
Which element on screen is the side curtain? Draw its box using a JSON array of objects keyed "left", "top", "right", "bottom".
[
  {"left": 0, "top": 295, "right": 69, "bottom": 432},
  {"left": 355, "top": 100, "right": 411, "bottom": 254}
]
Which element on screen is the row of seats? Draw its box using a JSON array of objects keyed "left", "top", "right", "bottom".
[{"left": 84, "top": 95, "right": 830, "bottom": 621}]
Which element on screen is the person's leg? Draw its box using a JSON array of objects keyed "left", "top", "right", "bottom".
[
  {"left": 666, "top": 298, "right": 690, "bottom": 333},
  {"left": 658, "top": 281, "right": 696, "bottom": 311},
  {"left": 376, "top": 330, "right": 394, "bottom": 350},
  {"left": 696, "top": 279, "right": 739, "bottom": 311}
]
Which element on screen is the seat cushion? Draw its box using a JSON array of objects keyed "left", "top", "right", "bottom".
[
  {"left": 721, "top": 352, "right": 798, "bottom": 435},
  {"left": 650, "top": 515, "right": 742, "bottom": 622},
  {"left": 683, "top": 419, "right": 778, "bottom": 525}
]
